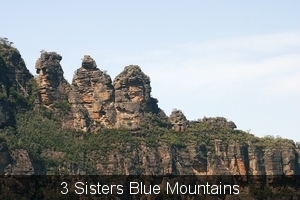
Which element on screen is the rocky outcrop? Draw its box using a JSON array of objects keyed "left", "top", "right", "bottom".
[
  {"left": 4, "top": 149, "right": 35, "bottom": 175},
  {"left": 35, "top": 51, "right": 70, "bottom": 105},
  {"left": 113, "top": 65, "right": 164, "bottom": 129},
  {"left": 169, "top": 109, "right": 188, "bottom": 131},
  {"left": 68, "top": 63, "right": 166, "bottom": 131},
  {"left": 201, "top": 116, "right": 237, "bottom": 130},
  {"left": 0, "top": 40, "right": 33, "bottom": 128},
  {"left": 0, "top": 141, "right": 37, "bottom": 175},
  {"left": 0, "top": 41, "right": 33, "bottom": 97},
  {"left": 69, "top": 55, "right": 116, "bottom": 131}
]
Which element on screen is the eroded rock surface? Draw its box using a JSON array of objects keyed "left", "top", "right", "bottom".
[
  {"left": 202, "top": 116, "right": 237, "bottom": 130},
  {"left": 0, "top": 41, "right": 33, "bottom": 128},
  {"left": 0, "top": 44, "right": 33, "bottom": 97},
  {"left": 69, "top": 55, "right": 116, "bottom": 131},
  {"left": 35, "top": 51, "right": 70, "bottom": 105},
  {"left": 113, "top": 65, "right": 163, "bottom": 129},
  {"left": 169, "top": 109, "right": 188, "bottom": 131}
]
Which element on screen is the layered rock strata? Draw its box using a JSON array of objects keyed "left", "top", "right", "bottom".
[
  {"left": 1, "top": 139, "right": 299, "bottom": 177},
  {"left": 113, "top": 65, "right": 162, "bottom": 129},
  {"left": 35, "top": 51, "right": 70, "bottom": 105},
  {"left": 68, "top": 62, "right": 166, "bottom": 131},
  {"left": 69, "top": 55, "right": 116, "bottom": 131}
]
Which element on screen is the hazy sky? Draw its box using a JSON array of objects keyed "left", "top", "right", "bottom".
[{"left": 2, "top": 1, "right": 300, "bottom": 141}]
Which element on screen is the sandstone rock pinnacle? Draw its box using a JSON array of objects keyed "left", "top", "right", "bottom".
[
  {"left": 35, "top": 51, "right": 70, "bottom": 105},
  {"left": 169, "top": 109, "right": 188, "bottom": 131},
  {"left": 69, "top": 55, "right": 116, "bottom": 132},
  {"left": 113, "top": 65, "right": 160, "bottom": 129}
]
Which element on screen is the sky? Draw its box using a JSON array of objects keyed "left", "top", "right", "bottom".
[{"left": 2, "top": 1, "right": 300, "bottom": 141}]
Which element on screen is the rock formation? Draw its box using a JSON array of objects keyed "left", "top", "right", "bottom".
[
  {"left": 69, "top": 55, "right": 116, "bottom": 131},
  {"left": 0, "top": 141, "right": 37, "bottom": 175},
  {"left": 68, "top": 62, "right": 166, "bottom": 132},
  {"left": 113, "top": 65, "right": 164, "bottom": 129},
  {"left": 0, "top": 42, "right": 33, "bottom": 97},
  {"left": 1, "top": 41, "right": 300, "bottom": 198},
  {"left": 201, "top": 116, "right": 237, "bottom": 130},
  {"left": 0, "top": 41, "right": 33, "bottom": 128},
  {"left": 169, "top": 109, "right": 189, "bottom": 131},
  {"left": 0, "top": 57, "right": 12, "bottom": 128},
  {"left": 35, "top": 51, "right": 70, "bottom": 105}
]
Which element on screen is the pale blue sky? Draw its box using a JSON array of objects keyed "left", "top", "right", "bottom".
[{"left": 2, "top": 1, "right": 300, "bottom": 141}]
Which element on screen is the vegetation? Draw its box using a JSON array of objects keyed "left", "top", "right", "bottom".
[
  {"left": 52, "top": 100, "right": 71, "bottom": 116},
  {"left": 28, "top": 78, "right": 39, "bottom": 106},
  {"left": 0, "top": 37, "right": 14, "bottom": 47},
  {"left": 0, "top": 104, "right": 296, "bottom": 175},
  {"left": 0, "top": 92, "right": 7, "bottom": 101}
]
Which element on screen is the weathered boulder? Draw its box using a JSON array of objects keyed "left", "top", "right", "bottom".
[
  {"left": 69, "top": 55, "right": 116, "bottom": 131},
  {"left": 113, "top": 65, "right": 163, "bottom": 129},
  {"left": 35, "top": 51, "right": 70, "bottom": 105},
  {"left": 169, "top": 109, "right": 188, "bottom": 131}
]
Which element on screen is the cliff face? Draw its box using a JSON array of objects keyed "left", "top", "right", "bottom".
[
  {"left": 0, "top": 57, "right": 12, "bottom": 128},
  {"left": 35, "top": 51, "right": 70, "bottom": 105},
  {"left": 92, "top": 142, "right": 300, "bottom": 176},
  {"left": 69, "top": 55, "right": 116, "bottom": 132},
  {"left": 0, "top": 43, "right": 33, "bottom": 97},
  {"left": 1, "top": 139, "right": 299, "bottom": 177},
  {"left": 0, "top": 41, "right": 33, "bottom": 128}
]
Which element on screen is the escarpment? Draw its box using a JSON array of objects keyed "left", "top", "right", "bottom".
[
  {"left": 1, "top": 134, "right": 300, "bottom": 177},
  {"left": 0, "top": 42, "right": 33, "bottom": 97},
  {"left": 1, "top": 39, "right": 300, "bottom": 196},
  {"left": 35, "top": 51, "right": 70, "bottom": 105},
  {"left": 0, "top": 40, "right": 33, "bottom": 128}
]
